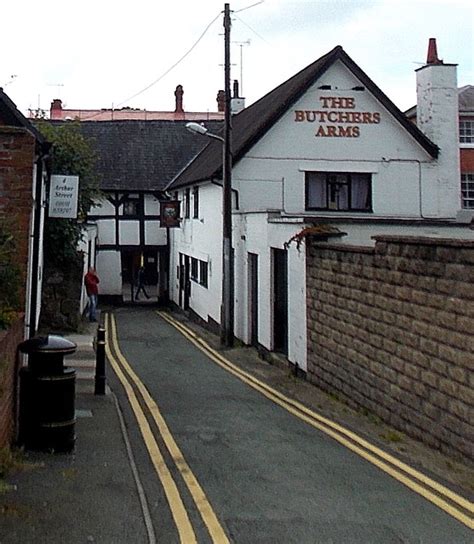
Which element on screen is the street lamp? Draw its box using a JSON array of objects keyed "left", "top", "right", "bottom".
[
  {"left": 185, "top": 122, "right": 223, "bottom": 142},
  {"left": 185, "top": 117, "right": 234, "bottom": 349}
]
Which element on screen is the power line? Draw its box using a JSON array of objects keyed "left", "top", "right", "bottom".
[{"left": 115, "top": 11, "right": 222, "bottom": 108}]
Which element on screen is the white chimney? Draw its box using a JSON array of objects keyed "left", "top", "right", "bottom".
[
  {"left": 231, "top": 80, "right": 245, "bottom": 114},
  {"left": 416, "top": 38, "right": 460, "bottom": 218}
]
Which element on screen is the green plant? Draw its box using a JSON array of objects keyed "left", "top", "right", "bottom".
[
  {"left": 380, "top": 430, "right": 403, "bottom": 443},
  {"left": 35, "top": 120, "right": 102, "bottom": 267},
  {"left": 0, "top": 218, "right": 21, "bottom": 330}
]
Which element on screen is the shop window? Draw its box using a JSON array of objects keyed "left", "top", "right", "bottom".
[
  {"left": 460, "top": 120, "right": 473, "bottom": 144},
  {"left": 191, "top": 257, "right": 198, "bottom": 281},
  {"left": 193, "top": 186, "right": 199, "bottom": 218},
  {"left": 461, "top": 173, "right": 474, "bottom": 209},
  {"left": 306, "top": 172, "right": 372, "bottom": 212},
  {"left": 199, "top": 261, "right": 208, "bottom": 288}
]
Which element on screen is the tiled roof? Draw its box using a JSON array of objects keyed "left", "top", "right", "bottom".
[
  {"left": 405, "top": 85, "right": 474, "bottom": 118},
  {"left": 458, "top": 85, "right": 474, "bottom": 112},
  {"left": 77, "top": 119, "right": 223, "bottom": 192},
  {"left": 168, "top": 46, "right": 439, "bottom": 190},
  {"left": 50, "top": 109, "right": 224, "bottom": 122}
]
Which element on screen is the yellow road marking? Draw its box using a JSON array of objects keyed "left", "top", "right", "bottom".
[
  {"left": 104, "top": 314, "right": 196, "bottom": 544},
  {"left": 158, "top": 310, "right": 474, "bottom": 530},
  {"left": 108, "top": 313, "right": 230, "bottom": 544}
]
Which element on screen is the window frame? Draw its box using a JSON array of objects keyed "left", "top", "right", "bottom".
[
  {"left": 193, "top": 186, "right": 199, "bottom": 219},
  {"left": 122, "top": 196, "right": 141, "bottom": 216},
  {"left": 184, "top": 188, "right": 190, "bottom": 219},
  {"left": 461, "top": 172, "right": 474, "bottom": 209},
  {"left": 459, "top": 119, "right": 474, "bottom": 145},
  {"left": 305, "top": 171, "right": 373, "bottom": 212},
  {"left": 190, "top": 257, "right": 198, "bottom": 281},
  {"left": 199, "top": 260, "right": 208, "bottom": 288}
]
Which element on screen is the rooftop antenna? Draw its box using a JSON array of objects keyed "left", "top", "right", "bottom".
[
  {"left": 48, "top": 83, "right": 64, "bottom": 98},
  {"left": 232, "top": 39, "right": 250, "bottom": 95},
  {"left": 2, "top": 74, "right": 18, "bottom": 87}
]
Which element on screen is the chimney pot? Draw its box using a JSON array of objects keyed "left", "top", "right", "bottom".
[
  {"left": 217, "top": 90, "right": 225, "bottom": 112},
  {"left": 233, "top": 80, "right": 240, "bottom": 98},
  {"left": 427, "top": 38, "right": 443, "bottom": 65},
  {"left": 174, "top": 85, "right": 184, "bottom": 113}
]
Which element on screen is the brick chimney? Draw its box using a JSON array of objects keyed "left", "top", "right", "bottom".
[
  {"left": 50, "top": 99, "right": 63, "bottom": 119},
  {"left": 217, "top": 90, "right": 225, "bottom": 112},
  {"left": 174, "top": 85, "right": 184, "bottom": 113},
  {"left": 416, "top": 38, "right": 460, "bottom": 217}
]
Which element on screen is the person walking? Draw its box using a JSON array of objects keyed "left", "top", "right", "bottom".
[
  {"left": 84, "top": 267, "right": 100, "bottom": 322},
  {"left": 135, "top": 266, "right": 150, "bottom": 301}
]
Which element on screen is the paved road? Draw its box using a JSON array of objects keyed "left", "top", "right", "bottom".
[{"left": 108, "top": 307, "right": 472, "bottom": 544}]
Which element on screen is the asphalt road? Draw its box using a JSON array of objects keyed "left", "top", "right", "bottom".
[{"left": 108, "top": 307, "right": 472, "bottom": 544}]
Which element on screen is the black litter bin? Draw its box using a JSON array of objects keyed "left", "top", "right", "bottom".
[{"left": 18, "top": 335, "right": 77, "bottom": 452}]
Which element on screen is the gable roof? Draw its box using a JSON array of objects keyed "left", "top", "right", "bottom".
[
  {"left": 76, "top": 119, "right": 223, "bottom": 191},
  {"left": 168, "top": 46, "right": 439, "bottom": 190},
  {"left": 0, "top": 87, "right": 48, "bottom": 150}
]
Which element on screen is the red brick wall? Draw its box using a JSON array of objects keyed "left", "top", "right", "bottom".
[
  {"left": 0, "top": 316, "right": 24, "bottom": 448},
  {"left": 306, "top": 236, "right": 474, "bottom": 461},
  {"left": 460, "top": 148, "right": 474, "bottom": 173},
  {"left": 0, "top": 126, "right": 36, "bottom": 306},
  {"left": 0, "top": 125, "right": 35, "bottom": 448}
]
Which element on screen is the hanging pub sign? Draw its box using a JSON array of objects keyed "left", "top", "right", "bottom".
[
  {"left": 160, "top": 200, "right": 181, "bottom": 228},
  {"left": 48, "top": 175, "right": 79, "bottom": 218}
]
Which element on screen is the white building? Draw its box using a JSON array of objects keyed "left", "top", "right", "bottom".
[
  {"left": 83, "top": 118, "right": 222, "bottom": 301},
  {"left": 167, "top": 42, "right": 474, "bottom": 375}
]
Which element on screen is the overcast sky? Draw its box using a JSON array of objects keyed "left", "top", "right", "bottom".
[{"left": 2, "top": 0, "right": 473, "bottom": 117}]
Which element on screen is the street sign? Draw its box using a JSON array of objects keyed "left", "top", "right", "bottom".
[{"left": 49, "top": 175, "right": 79, "bottom": 218}]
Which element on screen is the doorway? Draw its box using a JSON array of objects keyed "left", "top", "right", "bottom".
[
  {"left": 248, "top": 252, "right": 259, "bottom": 346},
  {"left": 272, "top": 248, "right": 288, "bottom": 355},
  {"left": 179, "top": 253, "right": 191, "bottom": 310}
]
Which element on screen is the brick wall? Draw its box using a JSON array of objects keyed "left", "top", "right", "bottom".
[
  {"left": 0, "top": 316, "right": 24, "bottom": 448},
  {"left": 0, "top": 126, "right": 35, "bottom": 448},
  {"left": 306, "top": 235, "right": 474, "bottom": 461},
  {"left": 0, "top": 126, "right": 35, "bottom": 305}
]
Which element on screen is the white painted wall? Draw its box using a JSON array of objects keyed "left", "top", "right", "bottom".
[
  {"left": 145, "top": 221, "right": 167, "bottom": 245},
  {"left": 120, "top": 221, "right": 140, "bottom": 245},
  {"left": 97, "top": 218, "right": 115, "bottom": 245},
  {"left": 96, "top": 250, "right": 122, "bottom": 295},
  {"left": 169, "top": 184, "right": 223, "bottom": 324},
  {"left": 144, "top": 194, "right": 160, "bottom": 215},
  {"left": 90, "top": 198, "right": 114, "bottom": 215},
  {"left": 233, "top": 60, "right": 460, "bottom": 221}
]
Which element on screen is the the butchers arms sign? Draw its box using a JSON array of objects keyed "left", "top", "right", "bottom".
[{"left": 294, "top": 96, "right": 380, "bottom": 138}]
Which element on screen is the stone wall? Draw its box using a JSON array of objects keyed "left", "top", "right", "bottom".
[
  {"left": 306, "top": 235, "right": 474, "bottom": 461},
  {"left": 0, "top": 316, "right": 24, "bottom": 448}
]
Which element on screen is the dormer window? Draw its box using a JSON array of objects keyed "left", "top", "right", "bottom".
[{"left": 305, "top": 172, "right": 372, "bottom": 212}]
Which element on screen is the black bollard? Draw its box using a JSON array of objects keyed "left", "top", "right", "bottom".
[{"left": 94, "top": 326, "right": 106, "bottom": 395}]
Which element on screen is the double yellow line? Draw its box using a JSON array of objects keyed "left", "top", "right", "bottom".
[
  {"left": 157, "top": 310, "right": 474, "bottom": 530},
  {"left": 104, "top": 313, "right": 229, "bottom": 544}
]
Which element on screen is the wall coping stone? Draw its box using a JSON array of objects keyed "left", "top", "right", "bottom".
[{"left": 372, "top": 235, "right": 474, "bottom": 248}]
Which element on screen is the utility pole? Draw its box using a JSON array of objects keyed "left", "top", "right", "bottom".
[{"left": 221, "top": 2, "right": 234, "bottom": 347}]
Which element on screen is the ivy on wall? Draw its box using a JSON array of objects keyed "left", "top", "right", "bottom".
[{"left": 0, "top": 218, "right": 20, "bottom": 330}]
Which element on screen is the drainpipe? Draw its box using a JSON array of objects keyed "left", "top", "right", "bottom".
[{"left": 28, "top": 144, "right": 49, "bottom": 338}]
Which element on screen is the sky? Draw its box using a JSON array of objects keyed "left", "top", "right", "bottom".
[{"left": 2, "top": 0, "right": 473, "bottom": 117}]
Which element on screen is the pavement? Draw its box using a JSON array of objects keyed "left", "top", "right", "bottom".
[
  {"left": 1, "top": 307, "right": 473, "bottom": 543},
  {"left": 0, "top": 312, "right": 149, "bottom": 544}
]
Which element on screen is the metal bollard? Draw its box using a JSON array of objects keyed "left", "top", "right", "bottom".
[{"left": 94, "top": 326, "right": 106, "bottom": 395}]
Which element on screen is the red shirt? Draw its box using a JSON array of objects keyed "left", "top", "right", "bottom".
[{"left": 84, "top": 271, "right": 100, "bottom": 296}]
